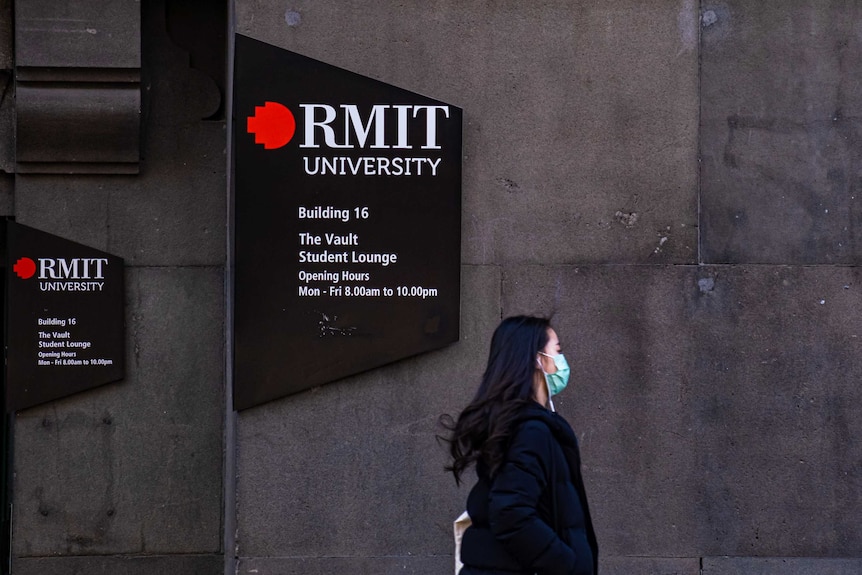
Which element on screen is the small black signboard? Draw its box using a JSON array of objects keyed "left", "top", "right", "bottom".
[
  {"left": 234, "top": 35, "right": 462, "bottom": 410},
  {"left": 6, "top": 221, "right": 125, "bottom": 411}
]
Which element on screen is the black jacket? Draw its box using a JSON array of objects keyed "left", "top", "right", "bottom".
[{"left": 460, "top": 404, "right": 598, "bottom": 575}]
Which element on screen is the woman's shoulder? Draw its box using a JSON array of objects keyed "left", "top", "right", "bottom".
[
  {"left": 512, "top": 404, "right": 558, "bottom": 435},
  {"left": 509, "top": 405, "right": 575, "bottom": 453},
  {"left": 510, "top": 417, "right": 556, "bottom": 452}
]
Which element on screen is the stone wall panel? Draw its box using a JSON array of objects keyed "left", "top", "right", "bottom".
[
  {"left": 237, "top": 556, "right": 448, "bottom": 575},
  {"left": 701, "top": 2, "right": 862, "bottom": 263},
  {"left": 702, "top": 556, "right": 862, "bottom": 575},
  {"left": 13, "top": 267, "right": 224, "bottom": 556},
  {"left": 13, "top": 554, "right": 222, "bottom": 575},
  {"left": 14, "top": 6, "right": 225, "bottom": 266},
  {"left": 504, "top": 264, "right": 862, "bottom": 557}
]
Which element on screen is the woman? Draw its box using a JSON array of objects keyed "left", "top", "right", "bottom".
[{"left": 442, "top": 316, "right": 598, "bottom": 575}]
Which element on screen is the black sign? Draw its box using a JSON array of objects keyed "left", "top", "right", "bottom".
[
  {"left": 6, "top": 221, "right": 125, "bottom": 412},
  {"left": 234, "top": 35, "right": 462, "bottom": 410}
]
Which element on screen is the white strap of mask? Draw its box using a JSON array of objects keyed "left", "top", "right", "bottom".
[{"left": 538, "top": 356, "right": 556, "bottom": 412}]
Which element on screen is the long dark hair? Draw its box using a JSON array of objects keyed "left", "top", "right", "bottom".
[{"left": 440, "top": 315, "right": 551, "bottom": 485}]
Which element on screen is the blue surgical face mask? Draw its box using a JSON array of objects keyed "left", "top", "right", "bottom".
[{"left": 538, "top": 351, "right": 571, "bottom": 398}]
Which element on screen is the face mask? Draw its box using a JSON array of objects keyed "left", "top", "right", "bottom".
[{"left": 538, "top": 352, "right": 570, "bottom": 397}]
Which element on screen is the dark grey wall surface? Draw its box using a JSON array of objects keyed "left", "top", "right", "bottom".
[
  {"left": 505, "top": 264, "right": 862, "bottom": 557},
  {"left": 0, "top": 0, "right": 13, "bottom": 177},
  {"left": 701, "top": 3, "right": 862, "bottom": 265},
  {"left": 8, "top": 1, "right": 862, "bottom": 575},
  {"left": 10, "top": 1, "right": 226, "bottom": 573},
  {"left": 233, "top": 1, "right": 861, "bottom": 574},
  {"left": 703, "top": 557, "right": 862, "bottom": 575},
  {"left": 12, "top": 555, "right": 223, "bottom": 575}
]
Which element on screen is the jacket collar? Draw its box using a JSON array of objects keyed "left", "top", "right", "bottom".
[{"left": 516, "top": 402, "right": 578, "bottom": 448}]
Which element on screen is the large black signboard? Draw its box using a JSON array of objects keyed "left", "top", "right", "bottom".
[
  {"left": 234, "top": 35, "right": 462, "bottom": 410},
  {"left": 6, "top": 221, "right": 125, "bottom": 411}
]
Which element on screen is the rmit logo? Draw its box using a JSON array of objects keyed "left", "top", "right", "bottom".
[
  {"left": 247, "top": 101, "right": 450, "bottom": 151},
  {"left": 13, "top": 257, "right": 36, "bottom": 279},
  {"left": 247, "top": 102, "right": 296, "bottom": 149},
  {"left": 13, "top": 257, "right": 108, "bottom": 280}
]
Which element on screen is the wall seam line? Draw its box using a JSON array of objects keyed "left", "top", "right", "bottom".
[
  {"left": 223, "top": 2, "right": 238, "bottom": 574},
  {"left": 697, "top": 0, "right": 704, "bottom": 266}
]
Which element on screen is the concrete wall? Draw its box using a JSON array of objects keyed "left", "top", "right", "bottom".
[
  {"left": 9, "top": 1, "right": 226, "bottom": 574},
  {"left": 234, "top": 1, "right": 862, "bottom": 574},
  {"left": 6, "top": 1, "right": 862, "bottom": 575}
]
